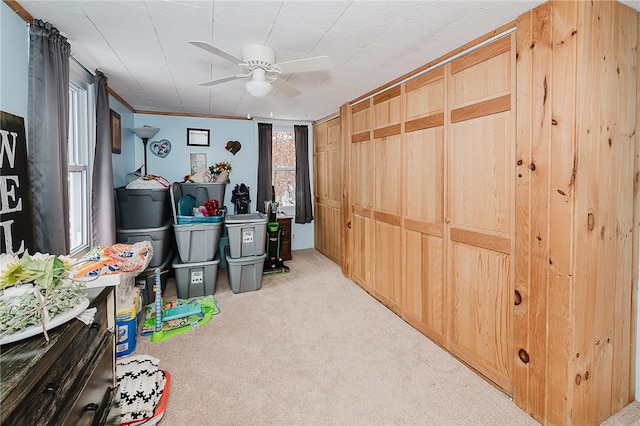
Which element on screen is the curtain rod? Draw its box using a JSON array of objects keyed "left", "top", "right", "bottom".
[
  {"left": 351, "top": 26, "right": 516, "bottom": 107},
  {"left": 314, "top": 113, "right": 340, "bottom": 126},
  {"left": 254, "top": 118, "right": 313, "bottom": 126},
  {"left": 70, "top": 55, "right": 93, "bottom": 78}
]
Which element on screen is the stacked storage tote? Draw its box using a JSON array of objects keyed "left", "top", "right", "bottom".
[
  {"left": 170, "top": 183, "right": 225, "bottom": 298},
  {"left": 224, "top": 213, "right": 268, "bottom": 293},
  {"left": 114, "top": 186, "right": 174, "bottom": 306}
]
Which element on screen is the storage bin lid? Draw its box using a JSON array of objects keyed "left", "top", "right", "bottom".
[
  {"left": 224, "top": 248, "right": 267, "bottom": 264},
  {"left": 225, "top": 212, "right": 267, "bottom": 224},
  {"left": 173, "top": 221, "right": 223, "bottom": 231},
  {"left": 172, "top": 253, "right": 220, "bottom": 268},
  {"left": 116, "top": 219, "right": 173, "bottom": 234}
]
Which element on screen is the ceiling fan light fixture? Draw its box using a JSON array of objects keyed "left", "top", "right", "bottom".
[
  {"left": 245, "top": 79, "right": 272, "bottom": 97},
  {"left": 192, "top": 41, "right": 332, "bottom": 98}
]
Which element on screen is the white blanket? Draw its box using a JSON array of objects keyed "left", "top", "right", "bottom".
[{"left": 116, "top": 355, "right": 167, "bottom": 423}]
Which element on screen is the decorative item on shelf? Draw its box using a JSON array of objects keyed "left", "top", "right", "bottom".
[
  {"left": 190, "top": 153, "right": 207, "bottom": 175},
  {"left": 132, "top": 125, "right": 160, "bottom": 175},
  {"left": 183, "top": 171, "right": 213, "bottom": 183},
  {"left": 185, "top": 153, "right": 210, "bottom": 182},
  {"left": 225, "top": 140, "right": 242, "bottom": 155},
  {"left": 215, "top": 171, "right": 228, "bottom": 183},
  {"left": 0, "top": 251, "right": 87, "bottom": 344},
  {"left": 209, "top": 161, "right": 232, "bottom": 183},
  {"left": 0, "top": 242, "right": 153, "bottom": 345},
  {"left": 150, "top": 139, "right": 172, "bottom": 158}
]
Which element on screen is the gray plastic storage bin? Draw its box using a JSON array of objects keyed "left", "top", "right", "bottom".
[
  {"left": 174, "top": 222, "right": 223, "bottom": 263},
  {"left": 218, "top": 236, "right": 229, "bottom": 269},
  {"left": 178, "top": 182, "right": 226, "bottom": 206},
  {"left": 172, "top": 254, "right": 219, "bottom": 298},
  {"left": 116, "top": 220, "right": 173, "bottom": 268},
  {"left": 225, "top": 212, "right": 268, "bottom": 258},
  {"left": 225, "top": 246, "right": 266, "bottom": 293},
  {"left": 135, "top": 251, "right": 173, "bottom": 306},
  {"left": 115, "top": 187, "right": 170, "bottom": 229}
]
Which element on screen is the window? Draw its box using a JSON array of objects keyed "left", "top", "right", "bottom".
[
  {"left": 68, "top": 62, "right": 95, "bottom": 255},
  {"left": 272, "top": 129, "right": 295, "bottom": 210}
]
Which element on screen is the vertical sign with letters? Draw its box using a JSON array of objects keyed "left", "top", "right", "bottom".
[{"left": 1, "top": 111, "right": 34, "bottom": 255}]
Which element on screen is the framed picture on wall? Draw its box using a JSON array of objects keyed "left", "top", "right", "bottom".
[
  {"left": 110, "top": 109, "right": 121, "bottom": 154},
  {"left": 190, "top": 153, "right": 207, "bottom": 175},
  {"left": 187, "top": 128, "right": 210, "bottom": 147}
]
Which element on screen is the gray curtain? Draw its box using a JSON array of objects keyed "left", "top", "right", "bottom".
[
  {"left": 92, "top": 70, "right": 116, "bottom": 245},
  {"left": 294, "top": 125, "right": 313, "bottom": 224},
  {"left": 28, "top": 20, "right": 70, "bottom": 254},
  {"left": 256, "top": 123, "right": 273, "bottom": 213}
]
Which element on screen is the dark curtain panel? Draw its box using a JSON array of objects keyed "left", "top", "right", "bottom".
[
  {"left": 28, "top": 20, "right": 71, "bottom": 254},
  {"left": 92, "top": 70, "right": 116, "bottom": 246},
  {"left": 294, "top": 125, "right": 313, "bottom": 224},
  {"left": 256, "top": 123, "right": 273, "bottom": 213}
]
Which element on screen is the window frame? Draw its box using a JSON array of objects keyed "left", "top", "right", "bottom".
[
  {"left": 271, "top": 127, "right": 296, "bottom": 209},
  {"left": 68, "top": 60, "right": 95, "bottom": 256}
]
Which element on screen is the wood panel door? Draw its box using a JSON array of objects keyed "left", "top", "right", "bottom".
[
  {"left": 372, "top": 88, "right": 402, "bottom": 313},
  {"left": 402, "top": 68, "right": 446, "bottom": 344},
  {"left": 445, "top": 36, "right": 515, "bottom": 392},
  {"left": 349, "top": 101, "right": 373, "bottom": 293},
  {"left": 314, "top": 117, "right": 342, "bottom": 264},
  {"left": 514, "top": 3, "right": 639, "bottom": 423}
]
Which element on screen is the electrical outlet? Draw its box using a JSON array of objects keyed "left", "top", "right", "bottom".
[{"left": 292, "top": 233, "right": 296, "bottom": 240}]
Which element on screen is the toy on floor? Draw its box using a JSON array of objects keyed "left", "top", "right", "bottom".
[
  {"left": 140, "top": 295, "right": 218, "bottom": 337},
  {"left": 146, "top": 269, "right": 218, "bottom": 343}
]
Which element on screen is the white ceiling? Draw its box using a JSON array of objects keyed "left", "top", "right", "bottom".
[{"left": 16, "top": 0, "right": 640, "bottom": 121}]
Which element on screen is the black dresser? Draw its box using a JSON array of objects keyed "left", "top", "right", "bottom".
[{"left": 0, "top": 286, "right": 118, "bottom": 425}]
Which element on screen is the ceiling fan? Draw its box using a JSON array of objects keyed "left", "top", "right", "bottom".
[{"left": 190, "top": 41, "right": 332, "bottom": 98}]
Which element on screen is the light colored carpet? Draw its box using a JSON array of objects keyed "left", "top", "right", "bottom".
[{"left": 135, "top": 248, "right": 640, "bottom": 425}]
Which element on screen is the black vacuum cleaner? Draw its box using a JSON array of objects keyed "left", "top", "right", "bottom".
[{"left": 263, "top": 192, "right": 290, "bottom": 276}]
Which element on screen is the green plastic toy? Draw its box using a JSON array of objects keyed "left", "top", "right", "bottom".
[{"left": 146, "top": 269, "right": 218, "bottom": 343}]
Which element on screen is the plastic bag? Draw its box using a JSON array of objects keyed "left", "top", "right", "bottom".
[
  {"left": 74, "top": 241, "right": 153, "bottom": 280},
  {"left": 125, "top": 175, "right": 170, "bottom": 189}
]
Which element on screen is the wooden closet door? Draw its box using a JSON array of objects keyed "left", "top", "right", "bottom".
[
  {"left": 402, "top": 68, "right": 446, "bottom": 344},
  {"left": 326, "top": 122, "right": 343, "bottom": 262},
  {"left": 372, "top": 87, "right": 402, "bottom": 313},
  {"left": 314, "top": 123, "right": 328, "bottom": 254},
  {"left": 445, "top": 36, "right": 515, "bottom": 392},
  {"left": 350, "top": 101, "right": 373, "bottom": 293},
  {"left": 314, "top": 118, "right": 342, "bottom": 264}
]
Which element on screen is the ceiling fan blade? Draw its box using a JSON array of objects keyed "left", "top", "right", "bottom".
[
  {"left": 198, "top": 74, "right": 250, "bottom": 87},
  {"left": 272, "top": 78, "right": 302, "bottom": 97},
  {"left": 275, "top": 55, "right": 332, "bottom": 74},
  {"left": 189, "top": 40, "right": 243, "bottom": 65}
]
